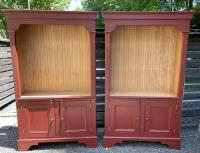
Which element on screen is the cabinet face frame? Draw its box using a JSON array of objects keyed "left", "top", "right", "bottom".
[
  {"left": 103, "top": 12, "right": 193, "bottom": 149},
  {"left": 5, "top": 10, "right": 97, "bottom": 99}
]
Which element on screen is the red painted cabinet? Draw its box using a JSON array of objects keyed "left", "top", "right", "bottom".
[
  {"left": 60, "top": 100, "right": 92, "bottom": 137},
  {"left": 144, "top": 99, "right": 177, "bottom": 137},
  {"left": 21, "top": 100, "right": 56, "bottom": 138},
  {"left": 109, "top": 99, "right": 140, "bottom": 136},
  {"left": 5, "top": 10, "right": 97, "bottom": 151},
  {"left": 107, "top": 99, "right": 177, "bottom": 138},
  {"left": 103, "top": 12, "right": 193, "bottom": 149}
]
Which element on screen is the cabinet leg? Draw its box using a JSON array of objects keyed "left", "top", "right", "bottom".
[
  {"left": 161, "top": 139, "right": 181, "bottom": 150},
  {"left": 103, "top": 137, "right": 123, "bottom": 148},
  {"left": 17, "top": 140, "right": 38, "bottom": 151},
  {"left": 78, "top": 137, "right": 98, "bottom": 148}
]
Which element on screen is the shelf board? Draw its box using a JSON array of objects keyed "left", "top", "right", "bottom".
[
  {"left": 21, "top": 91, "right": 91, "bottom": 98},
  {"left": 110, "top": 91, "right": 177, "bottom": 97}
]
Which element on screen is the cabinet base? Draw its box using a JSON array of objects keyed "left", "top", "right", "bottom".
[
  {"left": 17, "top": 136, "right": 98, "bottom": 151},
  {"left": 103, "top": 136, "right": 180, "bottom": 149}
]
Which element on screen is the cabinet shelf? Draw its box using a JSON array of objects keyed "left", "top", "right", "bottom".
[
  {"left": 110, "top": 91, "right": 176, "bottom": 97},
  {"left": 21, "top": 91, "right": 90, "bottom": 98}
]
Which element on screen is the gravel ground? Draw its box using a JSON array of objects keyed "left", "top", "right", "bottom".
[{"left": 0, "top": 127, "right": 200, "bottom": 153}]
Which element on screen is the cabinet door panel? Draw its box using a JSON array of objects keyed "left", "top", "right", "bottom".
[
  {"left": 60, "top": 100, "right": 91, "bottom": 137},
  {"left": 109, "top": 99, "right": 140, "bottom": 136},
  {"left": 144, "top": 99, "right": 177, "bottom": 137},
  {"left": 21, "top": 100, "right": 55, "bottom": 138}
]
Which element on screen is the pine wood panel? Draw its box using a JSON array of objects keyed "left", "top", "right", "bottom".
[
  {"left": 16, "top": 25, "right": 91, "bottom": 96},
  {"left": 110, "top": 26, "right": 182, "bottom": 97}
]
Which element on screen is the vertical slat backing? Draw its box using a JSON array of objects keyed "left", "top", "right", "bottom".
[
  {"left": 16, "top": 25, "right": 91, "bottom": 96},
  {"left": 110, "top": 26, "right": 182, "bottom": 97}
]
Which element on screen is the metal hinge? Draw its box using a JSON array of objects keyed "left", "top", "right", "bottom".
[
  {"left": 176, "top": 104, "right": 178, "bottom": 110},
  {"left": 173, "top": 129, "right": 176, "bottom": 134},
  {"left": 108, "top": 103, "right": 110, "bottom": 109},
  {"left": 90, "top": 103, "right": 92, "bottom": 109},
  {"left": 22, "top": 129, "right": 25, "bottom": 135},
  {"left": 108, "top": 127, "right": 110, "bottom": 133}
]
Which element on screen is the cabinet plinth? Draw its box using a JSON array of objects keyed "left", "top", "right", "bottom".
[
  {"left": 103, "top": 12, "right": 193, "bottom": 149},
  {"left": 5, "top": 10, "right": 97, "bottom": 151}
]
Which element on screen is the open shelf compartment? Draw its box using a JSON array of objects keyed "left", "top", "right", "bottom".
[
  {"left": 110, "top": 25, "right": 183, "bottom": 97},
  {"left": 16, "top": 24, "right": 91, "bottom": 97}
]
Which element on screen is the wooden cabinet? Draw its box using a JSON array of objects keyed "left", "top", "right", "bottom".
[
  {"left": 103, "top": 12, "right": 193, "bottom": 149},
  {"left": 109, "top": 99, "right": 140, "bottom": 136},
  {"left": 21, "top": 100, "right": 55, "bottom": 138},
  {"left": 60, "top": 100, "right": 92, "bottom": 137},
  {"left": 144, "top": 99, "right": 177, "bottom": 137},
  {"left": 5, "top": 10, "right": 97, "bottom": 151}
]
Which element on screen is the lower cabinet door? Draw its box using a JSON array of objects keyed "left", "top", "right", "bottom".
[
  {"left": 60, "top": 100, "right": 91, "bottom": 137},
  {"left": 109, "top": 99, "right": 140, "bottom": 136},
  {"left": 144, "top": 99, "right": 177, "bottom": 137},
  {"left": 21, "top": 100, "right": 55, "bottom": 138}
]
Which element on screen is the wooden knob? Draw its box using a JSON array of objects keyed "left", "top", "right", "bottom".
[
  {"left": 146, "top": 117, "right": 149, "bottom": 121},
  {"left": 136, "top": 117, "right": 140, "bottom": 120}
]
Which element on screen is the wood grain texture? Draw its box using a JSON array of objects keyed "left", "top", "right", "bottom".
[
  {"left": 110, "top": 26, "right": 182, "bottom": 97},
  {"left": 16, "top": 25, "right": 91, "bottom": 96}
]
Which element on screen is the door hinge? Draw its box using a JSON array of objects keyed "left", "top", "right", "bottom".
[
  {"left": 22, "top": 129, "right": 25, "bottom": 135},
  {"left": 173, "top": 129, "right": 176, "bottom": 134},
  {"left": 90, "top": 103, "right": 92, "bottom": 109},
  {"left": 108, "top": 127, "right": 110, "bottom": 133},
  {"left": 108, "top": 103, "right": 110, "bottom": 109},
  {"left": 176, "top": 104, "right": 178, "bottom": 110},
  {"left": 20, "top": 105, "right": 23, "bottom": 110}
]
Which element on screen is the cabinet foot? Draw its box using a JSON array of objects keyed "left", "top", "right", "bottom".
[
  {"left": 78, "top": 137, "right": 98, "bottom": 148},
  {"left": 103, "top": 137, "right": 123, "bottom": 147},
  {"left": 17, "top": 140, "right": 38, "bottom": 151},
  {"left": 161, "top": 139, "right": 181, "bottom": 149}
]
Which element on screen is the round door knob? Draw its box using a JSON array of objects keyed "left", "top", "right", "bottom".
[
  {"left": 136, "top": 117, "right": 140, "bottom": 120},
  {"left": 146, "top": 117, "right": 149, "bottom": 121}
]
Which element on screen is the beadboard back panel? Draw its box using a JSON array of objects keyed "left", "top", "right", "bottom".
[
  {"left": 110, "top": 26, "right": 182, "bottom": 97},
  {"left": 16, "top": 25, "right": 91, "bottom": 96}
]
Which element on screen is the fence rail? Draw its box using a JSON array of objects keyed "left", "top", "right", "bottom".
[{"left": 0, "top": 40, "right": 15, "bottom": 108}]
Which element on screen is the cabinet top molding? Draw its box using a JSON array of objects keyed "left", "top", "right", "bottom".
[
  {"left": 4, "top": 9, "right": 97, "bottom": 20},
  {"left": 103, "top": 11, "right": 193, "bottom": 20},
  {"left": 4, "top": 9, "right": 97, "bottom": 32},
  {"left": 103, "top": 12, "right": 193, "bottom": 32}
]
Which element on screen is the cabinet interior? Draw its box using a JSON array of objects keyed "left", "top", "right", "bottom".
[
  {"left": 110, "top": 26, "right": 182, "bottom": 97},
  {"left": 16, "top": 24, "right": 91, "bottom": 97}
]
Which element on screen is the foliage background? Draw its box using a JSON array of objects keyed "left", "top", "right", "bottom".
[
  {"left": 0, "top": 0, "right": 70, "bottom": 39},
  {"left": 0, "top": 0, "right": 200, "bottom": 39},
  {"left": 82, "top": 0, "right": 200, "bottom": 28}
]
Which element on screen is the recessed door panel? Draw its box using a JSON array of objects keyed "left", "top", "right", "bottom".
[
  {"left": 144, "top": 99, "right": 177, "bottom": 137},
  {"left": 60, "top": 100, "right": 91, "bottom": 137},
  {"left": 109, "top": 99, "right": 140, "bottom": 136},
  {"left": 21, "top": 100, "right": 55, "bottom": 138}
]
